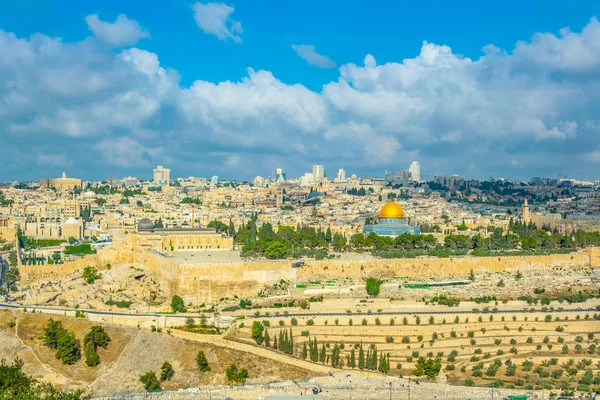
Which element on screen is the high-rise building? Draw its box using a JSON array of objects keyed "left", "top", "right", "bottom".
[
  {"left": 409, "top": 161, "right": 421, "bottom": 181},
  {"left": 211, "top": 176, "right": 219, "bottom": 185},
  {"left": 275, "top": 168, "right": 286, "bottom": 182},
  {"left": 312, "top": 165, "right": 324, "bottom": 182},
  {"left": 337, "top": 169, "right": 346, "bottom": 182},
  {"left": 153, "top": 166, "right": 171, "bottom": 185}
]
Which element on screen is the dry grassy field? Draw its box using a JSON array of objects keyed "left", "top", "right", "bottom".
[
  {"left": 232, "top": 310, "right": 600, "bottom": 393},
  {"left": 0, "top": 310, "right": 314, "bottom": 395}
]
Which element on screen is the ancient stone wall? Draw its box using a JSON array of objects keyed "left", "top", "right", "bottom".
[
  {"left": 18, "top": 242, "right": 134, "bottom": 285},
  {"left": 19, "top": 242, "right": 600, "bottom": 304}
]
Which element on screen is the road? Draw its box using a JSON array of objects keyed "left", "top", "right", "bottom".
[{"left": 0, "top": 301, "right": 596, "bottom": 320}]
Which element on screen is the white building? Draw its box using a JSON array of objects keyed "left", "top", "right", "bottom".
[
  {"left": 409, "top": 161, "right": 420, "bottom": 181},
  {"left": 337, "top": 168, "right": 346, "bottom": 182},
  {"left": 211, "top": 176, "right": 219, "bottom": 185},
  {"left": 312, "top": 165, "right": 324, "bottom": 182},
  {"left": 153, "top": 165, "right": 170, "bottom": 185},
  {"left": 301, "top": 173, "right": 314, "bottom": 186}
]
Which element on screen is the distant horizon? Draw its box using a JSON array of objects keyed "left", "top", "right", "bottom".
[
  {"left": 2, "top": 167, "right": 597, "bottom": 185},
  {"left": 1, "top": 1, "right": 600, "bottom": 182}
]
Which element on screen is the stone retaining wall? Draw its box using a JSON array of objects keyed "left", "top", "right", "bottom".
[{"left": 19, "top": 243, "right": 600, "bottom": 304}]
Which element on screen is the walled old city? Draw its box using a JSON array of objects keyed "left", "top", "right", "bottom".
[{"left": 1, "top": 168, "right": 600, "bottom": 399}]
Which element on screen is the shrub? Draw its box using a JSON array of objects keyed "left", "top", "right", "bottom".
[
  {"left": 82, "top": 266, "right": 101, "bottom": 284},
  {"left": 140, "top": 371, "right": 160, "bottom": 391},
  {"left": 170, "top": 295, "right": 186, "bottom": 313},
  {"left": 225, "top": 363, "right": 249, "bottom": 384},
  {"left": 365, "top": 277, "right": 383, "bottom": 296},
  {"left": 160, "top": 361, "right": 174, "bottom": 381},
  {"left": 196, "top": 350, "right": 211, "bottom": 372}
]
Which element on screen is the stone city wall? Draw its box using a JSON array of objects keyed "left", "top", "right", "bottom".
[
  {"left": 130, "top": 247, "right": 599, "bottom": 304},
  {"left": 19, "top": 243, "right": 600, "bottom": 304},
  {"left": 18, "top": 243, "right": 134, "bottom": 285}
]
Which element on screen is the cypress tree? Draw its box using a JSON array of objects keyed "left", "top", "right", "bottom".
[
  {"left": 319, "top": 343, "right": 326, "bottom": 363},
  {"left": 302, "top": 342, "right": 308, "bottom": 359},
  {"left": 289, "top": 328, "right": 294, "bottom": 355},
  {"left": 278, "top": 331, "right": 284, "bottom": 351},
  {"left": 228, "top": 219, "right": 235, "bottom": 237},
  {"left": 310, "top": 338, "right": 319, "bottom": 362},
  {"left": 331, "top": 344, "right": 341, "bottom": 368},
  {"left": 264, "top": 329, "right": 270, "bottom": 347},
  {"left": 349, "top": 348, "right": 356, "bottom": 369},
  {"left": 358, "top": 343, "right": 365, "bottom": 370},
  {"left": 273, "top": 335, "right": 278, "bottom": 350}
]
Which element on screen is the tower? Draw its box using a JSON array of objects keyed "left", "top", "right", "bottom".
[
  {"left": 312, "top": 165, "right": 324, "bottom": 182},
  {"left": 409, "top": 162, "right": 420, "bottom": 181},
  {"left": 522, "top": 199, "right": 530, "bottom": 224}
]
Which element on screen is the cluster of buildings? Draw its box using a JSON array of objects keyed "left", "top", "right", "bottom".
[{"left": 1, "top": 166, "right": 600, "bottom": 265}]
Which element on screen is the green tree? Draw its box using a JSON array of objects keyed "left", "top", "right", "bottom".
[
  {"left": 160, "top": 361, "right": 174, "bottom": 381},
  {"left": 365, "top": 278, "right": 383, "bottom": 297},
  {"left": 251, "top": 321, "right": 264, "bottom": 345},
  {"left": 225, "top": 363, "right": 249, "bottom": 384},
  {"left": 331, "top": 344, "right": 341, "bottom": 368},
  {"left": 358, "top": 343, "right": 365, "bottom": 370},
  {"left": 412, "top": 357, "right": 442, "bottom": 379},
  {"left": 170, "top": 295, "right": 186, "bottom": 313},
  {"left": 196, "top": 350, "right": 211, "bottom": 372},
  {"left": 0, "top": 358, "right": 90, "bottom": 399},
  {"left": 208, "top": 220, "right": 229, "bottom": 233},
  {"left": 82, "top": 266, "right": 101, "bottom": 284},
  {"left": 348, "top": 348, "right": 356, "bottom": 369},
  {"left": 55, "top": 330, "right": 81, "bottom": 365},
  {"left": 319, "top": 343, "right": 326, "bottom": 363},
  {"left": 139, "top": 371, "right": 160, "bottom": 391},
  {"left": 43, "top": 319, "right": 63, "bottom": 349}
]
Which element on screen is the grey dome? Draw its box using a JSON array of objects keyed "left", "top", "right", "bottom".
[{"left": 138, "top": 218, "right": 154, "bottom": 230}]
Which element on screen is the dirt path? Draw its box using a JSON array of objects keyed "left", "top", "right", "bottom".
[
  {"left": 169, "top": 329, "right": 332, "bottom": 374},
  {"left": 12, "top": 309, "right": 89, "bottom": 388}
]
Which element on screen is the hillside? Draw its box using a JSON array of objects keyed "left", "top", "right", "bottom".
[{"left": 0, "top": 310, "right": 314, "bottom": 395}]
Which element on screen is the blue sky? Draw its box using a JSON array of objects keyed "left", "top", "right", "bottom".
[{"left": 1, "top": 1, "right": 600, "bottom": 181}]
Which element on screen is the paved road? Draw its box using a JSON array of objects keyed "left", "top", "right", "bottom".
[{"left": 0, "top": 302, "right": 596, "bottom": 320}]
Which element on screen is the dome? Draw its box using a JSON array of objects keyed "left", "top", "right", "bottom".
[
  {"left": 307, "top": 191, "right": 323, "bottom": 200},
  {"left": 379, "top": 202, "right": 405, "bottom": 219},
  {"left": 138, "top": 218, "right": 154, "bottom": 230},
  {"left": 64, "top": 217, "right": 79, "bottom": 225}
]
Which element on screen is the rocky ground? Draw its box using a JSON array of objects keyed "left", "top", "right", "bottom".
[
  {"left": 18, "top": 264, "right": 168, "bottom": 312},
  {"left": 0, "top": 310, "right": 314, "bottom": 395}
]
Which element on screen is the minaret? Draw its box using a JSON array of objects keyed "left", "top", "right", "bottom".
[{"left": 522, "top": 199, "right": 530, "bottom": 224}]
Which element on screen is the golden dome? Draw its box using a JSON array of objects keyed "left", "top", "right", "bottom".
[{"left": 379, "top": 202, "right": 405, "bottom": 219}]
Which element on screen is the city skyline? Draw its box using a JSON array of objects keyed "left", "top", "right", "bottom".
[{"left": 1, "top": 1, "right": 600, "bottom": 182}]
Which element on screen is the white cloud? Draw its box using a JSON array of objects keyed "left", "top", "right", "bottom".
[
  {"left": 1, "top": 16, "right": 600, "bottom": 180},
  {"left": 85, "top": 14, "right": 149, "bottom": 47},
  {"left": 513, "top": 17, "right": 600, "bottom": 72},
  {"left": 192, "top": 2, "right": 242, "bottom": 43},
  {"left": 38, "top": 154, "right": 71, "bottom": 167},
  {"left": 291, "top": 44, "right": 336, "bottom": 69},
  {"left": 585, "top": 151, "right": 600, "bottom": 163},
  {"left": 95, "top": 137, "right": 159, "bottom": 168}
]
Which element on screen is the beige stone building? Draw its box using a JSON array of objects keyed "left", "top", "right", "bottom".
[
  {"left": 39, "top": 172, "right": 82, "bottom": 191},
  {"left": 128, "top": 218, "right": 233, "bottom": 252}
]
